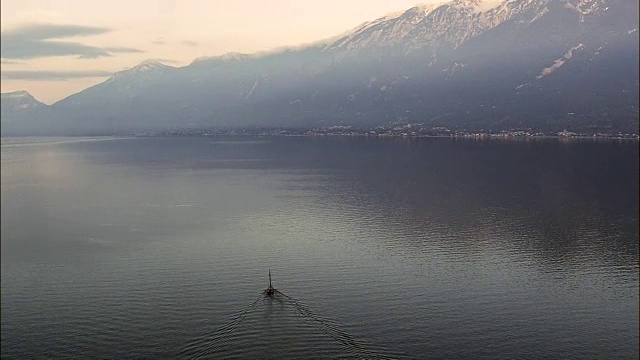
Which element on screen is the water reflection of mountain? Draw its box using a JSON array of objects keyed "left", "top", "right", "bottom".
[{"left": 275, "top": 137, "right": 639, "bottom": 272}]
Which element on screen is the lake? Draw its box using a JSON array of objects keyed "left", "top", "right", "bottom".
[{"left": 1, "top": 136, "right": 638, "bottom": 359}]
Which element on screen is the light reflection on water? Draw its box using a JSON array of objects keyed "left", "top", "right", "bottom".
[{"left": 1, "top": 136, "right": 638, "bottom": 359}]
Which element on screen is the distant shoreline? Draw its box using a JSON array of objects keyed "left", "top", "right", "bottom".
[{"left": 3, "top": 133, "right": 637, "bottom": 142}]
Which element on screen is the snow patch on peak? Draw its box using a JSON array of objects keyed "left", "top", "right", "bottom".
[
  {"left": 450, "top": 0, "right": 505, "bottom": 14},
  {"left": 130, "top": 60, "right": 171, "bottom": 72},
  {"left": 564, "top": 0, "right": 608, "bottom": 18},
  {"left": 105, "top": 60, "right": 173, "bottom": 83},
  {"left": 326, "top": 3, "right": 447, "bottom": 51},
  {"left": 327, "top": 0, "right": 543, "bottom": 52},
  {"left": 354, "top": 3, "right": 442, "bottom": 31}
]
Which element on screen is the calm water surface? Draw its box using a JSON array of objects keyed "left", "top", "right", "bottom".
[{"left": 1, "top": 136, "right": 638, "bottom": 359}]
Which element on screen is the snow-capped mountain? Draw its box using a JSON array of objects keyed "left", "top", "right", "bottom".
[
  {"left": 108, "top": 60, "right": 174, "bottom": 80},
  {"left": 62, "top": 60, "right": 176, "bottom": 105},
  {"left": 2, "top": 0, "right": 638, "bottom": 135},
  {"left": 1, "top": 91, "right": 49, "bottom": 134},
  {"left": 1, "top": 90, "right": 45, "bottom": 110},
  {"left": 325, "top": 0, "right": 624, "bottom": 53}
]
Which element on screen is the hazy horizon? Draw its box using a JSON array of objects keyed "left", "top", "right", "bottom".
[{"left": 0, "top": 0, "right": 442, "bottom": 104}]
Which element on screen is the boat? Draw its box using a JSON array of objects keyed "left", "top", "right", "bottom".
[{"left": 266, "top": 269, "right": 276, "bottom": 296}]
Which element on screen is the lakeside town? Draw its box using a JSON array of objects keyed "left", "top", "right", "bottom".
[{"left": 137, "top": 123, "right": 640, "bottom": 140}]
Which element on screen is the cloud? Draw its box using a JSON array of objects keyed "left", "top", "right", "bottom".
[
  {"left": 104, "top": 47, "right": 144, "bottom": 53},
  {"left": 1, "top": 70, "right": 113, "bottom": 81},
  {"left": 0, "top": 24, "right": 144, "bottom": 59},
  {"left": 74, "top": 46, "right": 143, "bottom": 59},
  {"left": 7, "top": 24, "right": 109, "bottom": 40},
  {"left": 1, "top": 59, "right": 24, "bottom": 64},
  {"left": 153, "top": 39, "right": 197, "bottom": 47},
  {"left": 181, "top": 40, "right": 198, "bottom": 47}
]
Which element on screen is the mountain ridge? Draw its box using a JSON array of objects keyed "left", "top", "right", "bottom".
[{"left": 2, "top": 0, "right": 638, "bottom": 135}]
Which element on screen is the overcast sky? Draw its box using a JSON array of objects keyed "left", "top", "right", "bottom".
[{"left": 0, "top": 0, "right": 441, "bottom": 104}]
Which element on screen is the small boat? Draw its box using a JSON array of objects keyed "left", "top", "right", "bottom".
[{"left": 266, "top": 269, "right": 276, "bottom": 296}]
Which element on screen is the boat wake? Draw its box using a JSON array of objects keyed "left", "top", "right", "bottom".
[
  {"left": 179, "top": 294, "right": 266, "bottom": 359},
  {"left": 179, "top": 289, "right": 394, "bottom": 359}
]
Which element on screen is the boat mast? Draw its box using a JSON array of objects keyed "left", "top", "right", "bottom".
[{"left": 266, "top": 268, "right": 275, "bottom": 296}]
